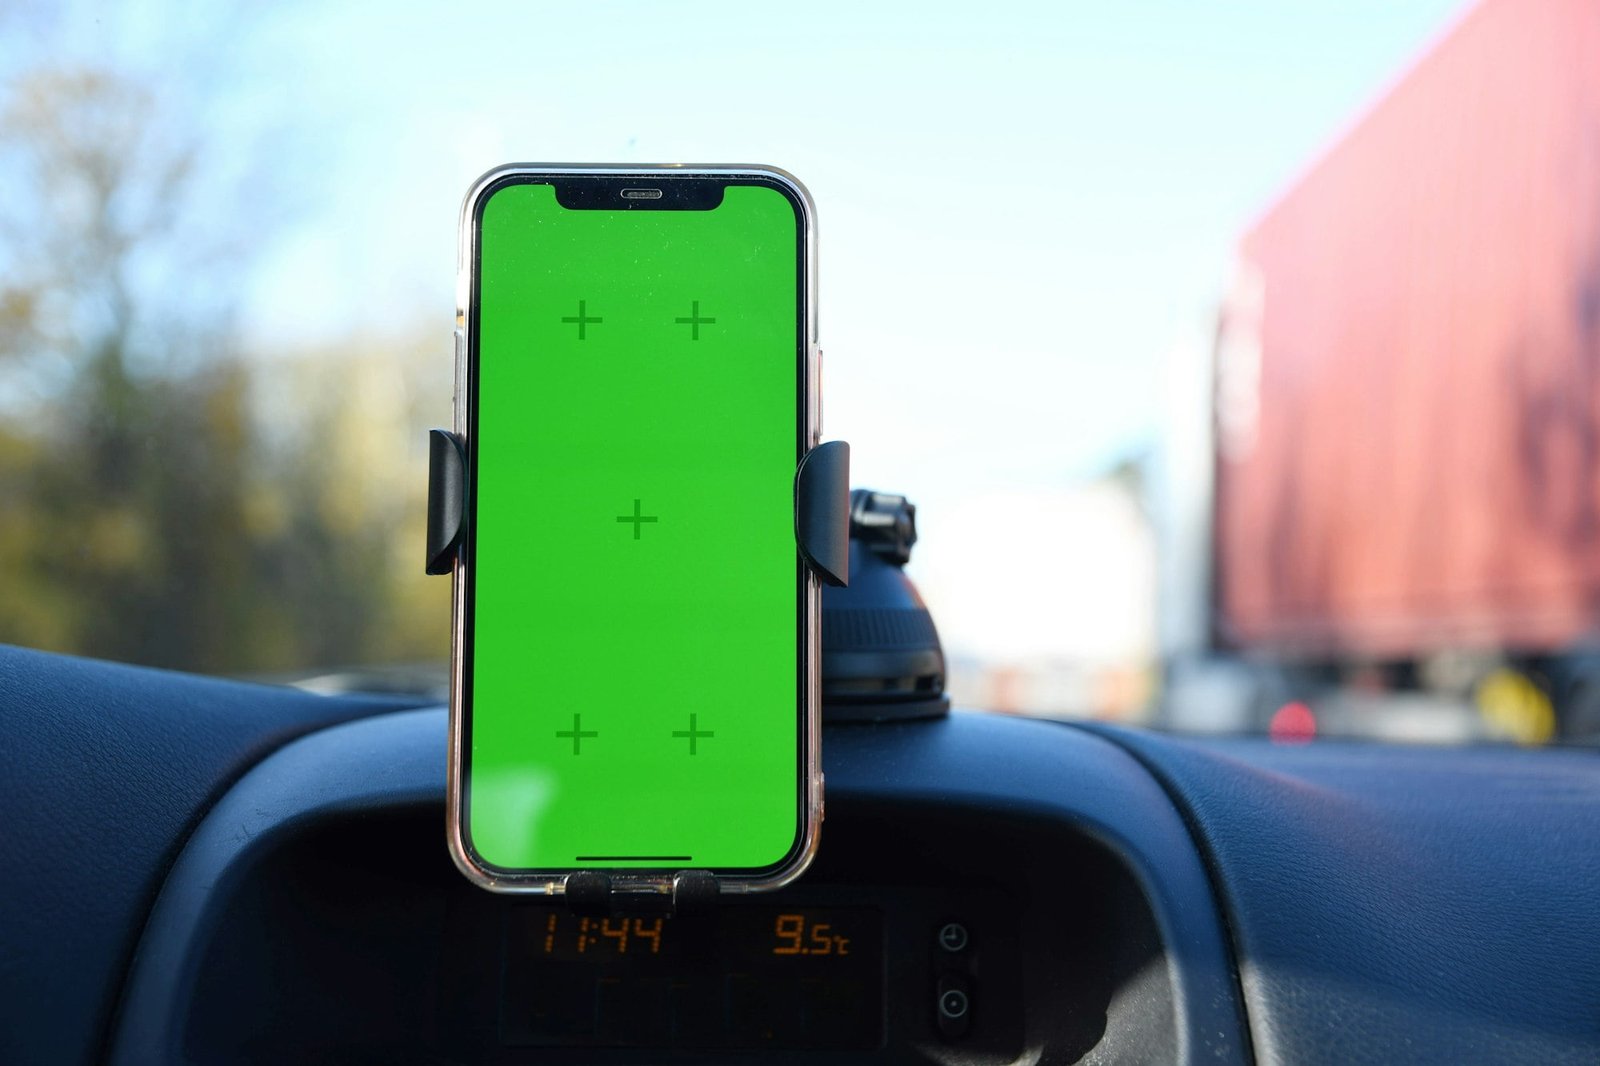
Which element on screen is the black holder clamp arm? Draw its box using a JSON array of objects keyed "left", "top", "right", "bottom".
[
  {"left": 564, "top": 870, "right": 721, "bottom": 917},
  {"left": 425, "top": 429, "right": 466, "bottom": 576},
  {"left": 795, "top": 439, "right": 851, "bottom": 587}
]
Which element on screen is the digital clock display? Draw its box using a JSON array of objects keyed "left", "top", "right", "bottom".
[{"left": 500, "top": 906, "right": 883, "bottom": 1048}]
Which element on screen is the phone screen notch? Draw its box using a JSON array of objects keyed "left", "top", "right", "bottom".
[{"left": 554, "top": 177, "right": 726, "bottom": 211}]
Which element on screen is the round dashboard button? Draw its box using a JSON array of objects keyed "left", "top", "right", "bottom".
[{"left": 938, "top": 988, "right": 970, "bottom": 1020}]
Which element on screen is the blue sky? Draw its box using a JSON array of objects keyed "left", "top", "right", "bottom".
[
  {"left": 25, "top": 0, "right": 1467, "bottom": 489},
  {"left": 215, "top": 0, "right": 1468, "bottom": 493}
]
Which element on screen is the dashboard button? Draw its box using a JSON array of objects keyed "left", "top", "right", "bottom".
[
  {"left": 935, "top": 975, "right": 971, "bottom": 1039},
  {"left": 937, "top": 921, "right": 969, "bottom": 952}
]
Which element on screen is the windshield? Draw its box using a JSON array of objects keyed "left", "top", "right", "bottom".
[{"left": 7, "top": 0, "right": 1590, "bottom": 745}]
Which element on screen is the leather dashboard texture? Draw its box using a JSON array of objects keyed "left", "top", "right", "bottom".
[
  {"left": 1093, "top": 726, "right": 1600, "bottom": 1065},
  {"left": 0, "top": 645, "right": 427, "bottom": 1066}
]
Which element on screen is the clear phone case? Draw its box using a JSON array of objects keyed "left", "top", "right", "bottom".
[{"left": 446, "top": 164, "right": 822, "bottom": 898}]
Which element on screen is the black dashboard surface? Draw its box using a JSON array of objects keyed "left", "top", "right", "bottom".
[
  {"left": 106, "top": 707, "right": 1245, "bottom": 1065},
  {"left": 1097, "top": 727, "right": 1600, "bottom": 1065},
  {"left": 0, "top": 645, "right": 428, "bottom": 1066},
  {"left": 6, "top": 645, "right": 1600, "bottom": 1064}
]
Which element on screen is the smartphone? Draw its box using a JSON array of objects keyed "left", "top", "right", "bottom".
[{"left": 448, "top": 164, "right": 821, "bottom": 894}]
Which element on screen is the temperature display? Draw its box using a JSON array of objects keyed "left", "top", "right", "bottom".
[
  {"left": 525, "top": 907, "right": 873, "bottom": 966},
  {"left": 771, "top": 912, "right": 852, "bottom": 956},
  {"left": 502, "top": 906, "right": 883, "bottom": 1048}
]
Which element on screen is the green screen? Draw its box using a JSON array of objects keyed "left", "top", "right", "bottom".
[{"left": 466, "top": 180, "right": 802, "bottom": 872}]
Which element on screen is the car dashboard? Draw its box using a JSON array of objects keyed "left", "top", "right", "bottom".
[
  {"left": 110, "top": 708, "right": 1226, "bottom": 1065},
  {"left": 4, "top": 646, "right": 1600, "bottom": 1065}
]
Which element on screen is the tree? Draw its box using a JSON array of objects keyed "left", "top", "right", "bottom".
[{"left": 0, "top": 44, "right": 447, "bottom": 675}]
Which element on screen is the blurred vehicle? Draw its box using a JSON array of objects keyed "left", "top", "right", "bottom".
[{"left": 1163, "top": 0, "right": 1600, "bottom": 743}]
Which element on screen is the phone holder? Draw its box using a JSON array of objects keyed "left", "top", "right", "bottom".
[
  {"left": 426, "top": 429, "right": 850, "bottom": 585},
  {"left": 424, "top": 429, "right": 850, "bottom": 913},
  {"left": 820, "top": 490, "right": 951, "bottom": 722},
  {"left": 425, "top": 430, "right": 468, "bottom": 576}
]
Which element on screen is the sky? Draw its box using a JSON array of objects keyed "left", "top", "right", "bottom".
[
  {"left": 11, "top": 0, "right": 1469, "bottom": 667},
  {"left": 241, "top": 0, "right": 1464, "bottom": 467},
  {"left": 270, "top": 0, "right": 1469, "bottom": 663}
]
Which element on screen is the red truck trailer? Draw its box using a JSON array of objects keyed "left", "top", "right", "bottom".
[{"left": 1203, "top": 0, "right": 1600, "bottom": 738}]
